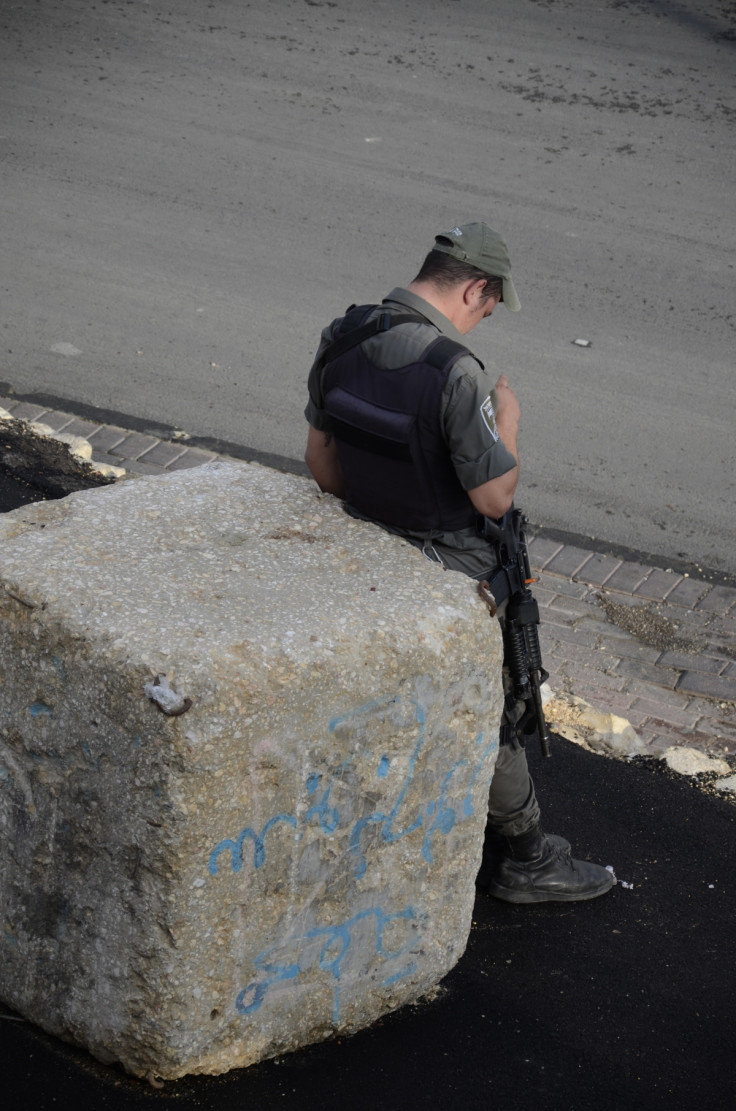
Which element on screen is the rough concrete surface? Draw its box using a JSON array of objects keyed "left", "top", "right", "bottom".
[{"left": 0, "top": 463, "right": 504, "bottom": 1078}]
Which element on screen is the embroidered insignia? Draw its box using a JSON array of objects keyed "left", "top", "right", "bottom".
[{"left": 480, "top": 394, "right": 499, "bottom": 441}]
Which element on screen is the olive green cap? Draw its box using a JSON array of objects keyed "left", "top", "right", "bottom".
[{"left": 433, "top": 222, "right": 521, "bottom": 311}]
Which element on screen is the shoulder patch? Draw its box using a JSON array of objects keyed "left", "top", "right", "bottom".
[{"left": 480, "top": 394, "right": 500, "bottom": 441}]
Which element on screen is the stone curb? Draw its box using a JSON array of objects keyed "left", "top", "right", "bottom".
[
  {"left": 2, "top": 394, "right": 734, "bottom": 786},
  {"left": 0, "top": 398, "right": 219, "bottom": 477}
]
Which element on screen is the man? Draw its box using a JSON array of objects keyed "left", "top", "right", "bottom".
[{"left": 304, "top": 221, "right": 612, "bottom": 904}]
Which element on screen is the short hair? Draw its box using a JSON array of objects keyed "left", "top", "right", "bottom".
[{"left": 412, "top": 249, "right": 504, "bottom": 303}]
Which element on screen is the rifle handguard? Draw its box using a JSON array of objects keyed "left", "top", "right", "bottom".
[{"left": 478, "top": 509, "right": 552, "bottom": 758}]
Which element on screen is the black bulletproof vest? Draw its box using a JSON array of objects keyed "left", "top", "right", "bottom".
[{"left": 320, "top": 306, "right": 480, "bottom": 533}]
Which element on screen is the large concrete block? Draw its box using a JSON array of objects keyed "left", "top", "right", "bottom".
[{"left": 0, "top": 462, "right": 503, "bottom": 1078}]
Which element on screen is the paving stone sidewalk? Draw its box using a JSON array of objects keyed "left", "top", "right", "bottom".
[
  {"left": 3, "top": 395, "right": 735, "bottom": 764},
  {"left": 527, "top": 536, "right": 736, "bottom": 761}
]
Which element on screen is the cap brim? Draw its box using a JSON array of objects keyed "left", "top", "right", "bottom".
[{"left": 502, "top": 276, "right": 521, "bottom": 312}]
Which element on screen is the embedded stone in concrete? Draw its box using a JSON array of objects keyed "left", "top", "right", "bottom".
[{"left": 0, "top": 461, "right": 504, "bottom": 1079}]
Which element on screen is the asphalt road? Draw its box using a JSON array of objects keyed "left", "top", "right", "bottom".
[{"left": 1, "top": 0, "right": 734, "bottom": 572}]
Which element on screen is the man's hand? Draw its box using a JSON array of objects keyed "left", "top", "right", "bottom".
[{"left": 494, "top": 374, "right": 521, "bottom": 431}]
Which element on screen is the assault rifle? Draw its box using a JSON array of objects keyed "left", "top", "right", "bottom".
[{"left": 476, "top": 508, "right": 552, "bottom": 758}]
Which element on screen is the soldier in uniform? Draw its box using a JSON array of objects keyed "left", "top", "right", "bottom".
[{"left": 304, "top": 222, "right": 612, "bottom": 904}]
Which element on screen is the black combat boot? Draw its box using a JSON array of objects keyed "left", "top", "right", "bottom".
[
  {"left": 485, "top": 824, "right": 614, "bottom": 904},
  {"left": 475, "top": 823, "right": 570, "bottom": 890}
]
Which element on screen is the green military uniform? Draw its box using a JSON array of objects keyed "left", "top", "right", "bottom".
[
  {"left": 306, "top": 286, "right": 541, "bottom": 838},
  {"left": 307, "top": 286, "right": 519, "bottom": 575}
]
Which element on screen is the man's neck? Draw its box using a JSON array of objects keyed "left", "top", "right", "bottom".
[{"left": 407, "top": 279, "right": 474, "bottom": 334}]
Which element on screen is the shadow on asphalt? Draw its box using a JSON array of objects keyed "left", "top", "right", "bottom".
[
  {"left": 4, "top": 737, "right": 734, "bottom": 1110},
  {"left": 0, "top": 469, "right": 51, "bottom": 511}
]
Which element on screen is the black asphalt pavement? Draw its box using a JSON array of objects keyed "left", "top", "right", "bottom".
[
  {"left": 3, "top": 737, "right": 734, "bottom": 1111},
  {"left": 0, "top": 469, "right": 46, "bottom": 512}
]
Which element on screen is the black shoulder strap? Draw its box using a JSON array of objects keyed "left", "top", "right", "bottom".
[
  {"left": 320, "top": 305, "right": 422, "bottom": 367},
  {"left": 319, "top": 304, "right": 484, "bottom": 372},
  {"left": 422, "top": 335, "right": 484, "bottom": 373}
]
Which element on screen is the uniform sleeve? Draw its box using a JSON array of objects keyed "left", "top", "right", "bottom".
[
  {"left": 304, "top": 320, "right": 341, "bottom": 430},
  {"left": 441, "top": 358, "right": 518, "bottom": 489}
]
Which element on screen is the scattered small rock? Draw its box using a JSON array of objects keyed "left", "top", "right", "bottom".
[
  {"left": 144, "top": 674, "right": 193, "bottom": 716},
  {"left": 544, "top": 691, "right": 644, "bottom": 757},
  {"left": 662, "top": 746, "right": 730, "bottom": 777}
]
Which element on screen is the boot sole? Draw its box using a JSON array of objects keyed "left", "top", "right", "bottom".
[{"left": 487, "top": 875, "right": 614, "bottom": 904}]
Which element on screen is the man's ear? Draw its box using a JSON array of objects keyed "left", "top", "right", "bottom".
[{"left": 463, "top": 278, "right": 487, "bottom": 305}]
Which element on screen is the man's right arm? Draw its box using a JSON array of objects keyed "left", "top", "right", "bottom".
[
  {"left": 305, "top": 425, "right": 345, "bottom": 497},
  {"left": 304, "top": 317, "right": 347, "bottom": 496}
]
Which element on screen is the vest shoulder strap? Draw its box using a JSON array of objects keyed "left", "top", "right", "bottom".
[
  {"left": 321, "top": 305, "right": 421, "bottom": 366},
  {"left": 320, "top": 304, "right": 484, "bottom": 372},
  {"left": 422, "top": 335, "right": 484, "bottom": 373}
]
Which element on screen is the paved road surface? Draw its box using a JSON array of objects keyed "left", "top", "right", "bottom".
[{"left": 1, "top": 0, "right": 734, "bottom": 572}]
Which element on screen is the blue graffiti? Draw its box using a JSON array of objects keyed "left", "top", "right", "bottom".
[
  {"left": 328, "top": 696, "right": 396, "bottom": 732},
  {"left": 461, "top": 735, "right": 498, "bottom": 818},
  {"left": 348, "top": 705, "right": 426, "bottom": 878},
  {"left": 382, "top": 961, "right": 417, "bottom": 988},
  {"left": 51, "top": 656, "right": 67, "bottom": 683},
  {"left": 304, "top": 788, "right": 339, "bottom": 833},
  {"left": 417, "top": 732, "right": 497, "bottom": 865},
  {"left": 207, "top": 699, "right": 497, "bottom": 879},
  {"left": 29, "top": 702, "right": 53, "bottom": 717},
  {"left": 209, "top": 813, "right": 297, "bottom": 874},
  {"left": 420, "top": 763, "right": 463, "bottom": 865},
  {"left": 235, "top": 904, "right": 426, "bottom": 1024}
]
